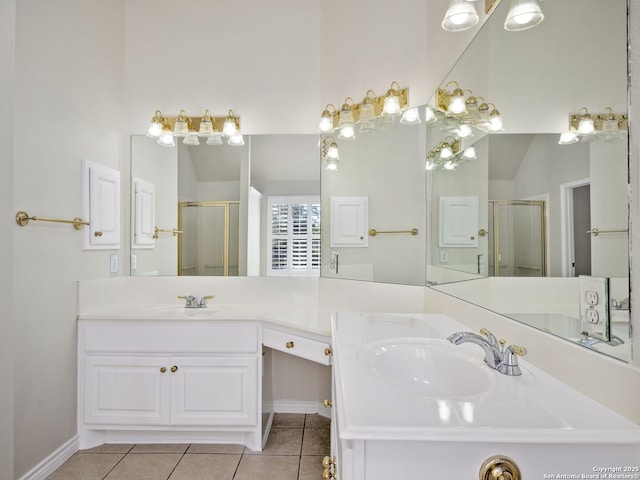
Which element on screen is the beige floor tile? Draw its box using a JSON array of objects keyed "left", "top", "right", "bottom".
[
  {"left": 187, "top": 443, "right": 245, "bottom": 454},
  {"left": 45, "top": 453, "right": 124, "bottom": 480},
  {"left": 304, "top": 414, "right": 331, "bottom": 429},
  {"left": 104, "top": 453, "right": 183, "bottom": 479},
  {"left": 130, "top": 443, "right": 189, "bottom": 454},
  {"left": 168, "top": 453, "right": 241, "bottom": 480},
  {"left": 79, "top": 444, "right": 134, "bottom": 454},
  {"left": 245, "top": 428, "right": 303, "bottom": 455},
  {"left": 302, "top": 429, "right": 330, "bottom": 456},
  {"left": 299, "top": 455, "right": 325, "bottom": 480},
  {"left": 233, "top": 455, "right": 300, "bottom": 480},
  {"left": 272, "top": 412, "right": 306, "bottom": 428}
]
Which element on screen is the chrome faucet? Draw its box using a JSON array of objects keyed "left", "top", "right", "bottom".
[
  {"left": 447, "top": 328, "right": 527, "bottom": 376},
  {"left": 178, "top": 295, "right": 213, "bottom": 308}
]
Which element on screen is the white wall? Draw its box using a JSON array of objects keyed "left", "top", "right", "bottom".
[
  {"left": 123, "top": 0, "right": 321, "bottom": 135},
  {"left": 12, "top": 1, "right": 125, "bottom": 477},
  {"left": 0, "top": 1, "right": 15, "bottom": 478}
]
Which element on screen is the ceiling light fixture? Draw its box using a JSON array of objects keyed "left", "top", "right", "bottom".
[
  {"left": 504, "top": 0, "right": 544, "bottom": 31},
  {"left": 146, "top": 108, "right": 244, "bottom": 147},
  {"left": 442, "top": 0, "right": 480, "bottom": 32}
]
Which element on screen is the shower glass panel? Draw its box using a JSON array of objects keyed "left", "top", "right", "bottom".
[
  {"left": 178, "top": 201, "right": 240, "bottom": 276},
  {"left": 489, "top": 200, "right": 546, "bottom": 277}
]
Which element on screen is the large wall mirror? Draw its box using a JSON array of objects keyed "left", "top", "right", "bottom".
[
  {"left": 130, "top": 134, "right": 320, "bottom": 277},
  {"left": 427, "top": 0, "right": 630, "bottom": 362}
]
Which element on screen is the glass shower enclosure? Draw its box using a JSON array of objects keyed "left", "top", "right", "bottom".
[{"left": 488, "top": 200, "right": 546, "bottom": 277}]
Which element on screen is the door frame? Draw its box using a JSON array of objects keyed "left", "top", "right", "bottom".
[{"left": 560, "top": 178, "right": 590, "bottom": 277}]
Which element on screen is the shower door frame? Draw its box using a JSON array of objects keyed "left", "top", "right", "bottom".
[
  {"left": 177, "top": 201, "right": 240, "bottom": 277},
  {"left": 490, "top": 200, "right": 547, "bottom": 277}
]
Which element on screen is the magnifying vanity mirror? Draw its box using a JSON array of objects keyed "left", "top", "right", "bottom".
[
  {"left": 130, "top": 134, "right": 320, "bottom": 277},
  {"left": 427, "top": 0, "right": 630, "bottom": 362}
]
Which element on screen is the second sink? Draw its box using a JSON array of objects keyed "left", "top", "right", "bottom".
[{"left": 358, "top": 338, "right": 495, "bottom": 400}]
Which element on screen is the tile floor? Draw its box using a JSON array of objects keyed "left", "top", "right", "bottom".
[{"left": 46, "top": 413, "right": 330, "bottom": 480}]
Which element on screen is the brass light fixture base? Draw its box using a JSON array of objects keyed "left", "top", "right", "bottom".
[{"left": 485, "top": 0, "right": 500, "bottom": 14}]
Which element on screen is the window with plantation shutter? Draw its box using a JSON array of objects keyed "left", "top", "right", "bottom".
[{"left": 267, "top": 196, "right": 321, "bottom": 276}]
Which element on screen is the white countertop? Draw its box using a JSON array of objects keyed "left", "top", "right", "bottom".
[
  {"left": 77, "top": 303, "right": 331, "bottom": 339},
  {"left": 332, "top": 312, "right": 640, "bottom": 444}
]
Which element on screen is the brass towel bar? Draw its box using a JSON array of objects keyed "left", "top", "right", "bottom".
[
  {"left": 369, "top": 228, "right": 419, "bottom": 237},
  {"left": 587, "top": 228, "right": 628, "bottom": 237},
  {"left": 15, "top": 210, "right": 89, "bottom": 230},
  {"left": 153, "top": 226, "right": 182, "bottom": 239}
]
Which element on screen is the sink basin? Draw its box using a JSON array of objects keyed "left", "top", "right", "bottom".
[{"left": 358, "top": 338, "right": 494, "bottom": 400}]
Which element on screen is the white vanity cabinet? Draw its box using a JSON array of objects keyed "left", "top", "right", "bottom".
[{"left": 78, "top": 319, "right": 261, "bottom": 450}]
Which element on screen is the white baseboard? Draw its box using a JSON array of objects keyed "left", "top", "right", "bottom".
[
  {"left": 18, "top": 435, "right": 78, "bottom": 480},
  {"left": 273, "top": 400, "right": 331, "bottom": 418}
]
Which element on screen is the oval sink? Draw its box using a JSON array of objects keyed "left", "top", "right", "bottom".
[{"left": 358, "top": 338, "right": 494, "bottom": 400}]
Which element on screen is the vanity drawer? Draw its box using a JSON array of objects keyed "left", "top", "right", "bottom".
[
  {"left": 263, "top": 328, "right": 332, "bottom": 365},
  {"left": 82, "top": 322, "right": 259, "bottom": 354}
]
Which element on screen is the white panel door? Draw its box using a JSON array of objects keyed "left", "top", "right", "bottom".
[
  {"left": 170, "top": 357, "right": 258, "bottom": 426},
  {"left": 84, "top": 356, "right": 170, "bottom": 425},
  {"left": 439, "top": 196, "right": 479, "bottom": 247},
  {"left": 330, "top": 196, "right": 368, "bottom": 247},
  {"left": 133, "top": 177, "right": 155, "bottom": 248}
]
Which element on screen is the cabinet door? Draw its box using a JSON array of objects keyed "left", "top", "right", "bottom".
[
  {"left": 82, "top": 160, "right": 121, "bottom": 249},
  {"left": 84, "top": 356, "right": 170, "bottom": 425},
  {"left": 330, "top": 196, "right": 368, "bottom": 247},
  {"left": 170, "top": 357, "right": 258, "bottom": 426}
]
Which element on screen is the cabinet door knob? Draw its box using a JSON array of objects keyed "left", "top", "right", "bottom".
[
  {"left": 160, "top": 367, "right": 167, "bottom": 373},
  {"left": 324, "top": 347, "right": 332, "bottom": 356},
  {"left": 94, "top": 231, "right": 103, "bottom": 237},
  {"left": 286, "top": 341, "right": 295, "bottom": 349},
  {"left": 323, "top": 468, "right": 335, "bottom": 480},
  {"left": 170, "top": 365, "right": 178, "bottom": 373},
  {"left": 323, "top": 399, "right": 332, "bottom": 408},
  {"left": 322, "top": 456, "right": 335, "bottom": 469}
]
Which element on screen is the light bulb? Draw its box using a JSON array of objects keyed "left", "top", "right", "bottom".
[
  {"left": 504, "top": 0, "right": 544, "bottom": 31},
  {"left": 339, "top": 125, "right": 356, "bottom": 140},
  {"left": 228, "top": 133, "right": 245, "bottom": 146},
  {"left": 442, "top": 0, "right": 479, "bottom": 32},
  {"left": 401, "top": 107, "right": 421, "bottom": 124},
  {"left": 558, "top": 132, "right": 579, "bottom": 145}
]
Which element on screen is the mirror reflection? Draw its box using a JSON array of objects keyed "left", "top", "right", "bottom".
[
  {"left": 427, "top": 0, "right": 630, "bottom": 362},
  {"left": 131, "top": 134, "right": 320, "bottom": 277}
]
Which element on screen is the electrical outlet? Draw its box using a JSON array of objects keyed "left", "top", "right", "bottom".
[
  {"left": 440, "top": 250, "right": 449, "bottom": 263},
  {"left": 477, "top": 254, "right": 485, "bottom": 275},
  {"left": 110, "top": 254, "right": 118, "bottom": 274},
  {"left": 131, "top": 254, "right": 137, "bottom": 271},
  {"left": 579, "top": 276, "right": 609, "bottom": 339},
  {"left": 585, "top": 290, "right": 599, "bottom": 306},
  {"left": 330, "top": 251, "right": 339, "bottom": 274}
]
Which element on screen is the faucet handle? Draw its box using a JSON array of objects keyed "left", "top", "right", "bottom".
[
  {"left": 178, "top": 295, "right": 199, "bottom": 308},
  {"left": 509, "top": 345, "right": 527, "bottom": 356},
  {"left": 198, "top": 295, "right": 214, "bottom": 308},
  {"left": 480, "top": 328, "right": 499, "bottom": 347}
]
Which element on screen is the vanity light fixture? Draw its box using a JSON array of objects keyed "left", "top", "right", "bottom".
[
  {"left": 146, "top": 108, "right": 244, "bottom": 147},
  {"left": 147, "top": 110, "right": 164, "bottom": 138},
  {"left": 338, "top": 98, "right": 357, "bottom": 140},
  {"left": 382, "top": 81, "right": 403, "bottom": 115},
  {"left": 435, "top": 84, "right": 503, "bottom": 133},
  {"left": 504, "top": 0, "right": 544, "bottom": 32},
  {"left": 358, "top": 91, "right": 378, "bottom": 134},
  {"left": 321, "top": 137, "right": 340, "bottom": 171},
  {"left": 559, "top": 107, "right": 627, "bottom": 145},
  {"left": 318, "top": 81, "right": 410, "bottom": 135},
  {"left": 441, "top": 0, "right": 480, "bottom": 32},
  {"left": 426, "top": 138, "right": 481, "bottom": 172},
  {"left": 157, "top": 118, "right": 176, "bottom": 147},
  {"left": 318, "top": 104, "right": 338, "bottom": 133},
  {"left": 173, "top": 110, "right": 189, "bottom": 137}
]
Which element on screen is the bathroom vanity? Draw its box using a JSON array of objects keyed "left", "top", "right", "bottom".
[
  {"left": 77, "top": 304, "right": 331, "bottom": 451},
  {"left": 329, "top": 312, "right": 640, "bottom": 479}
]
